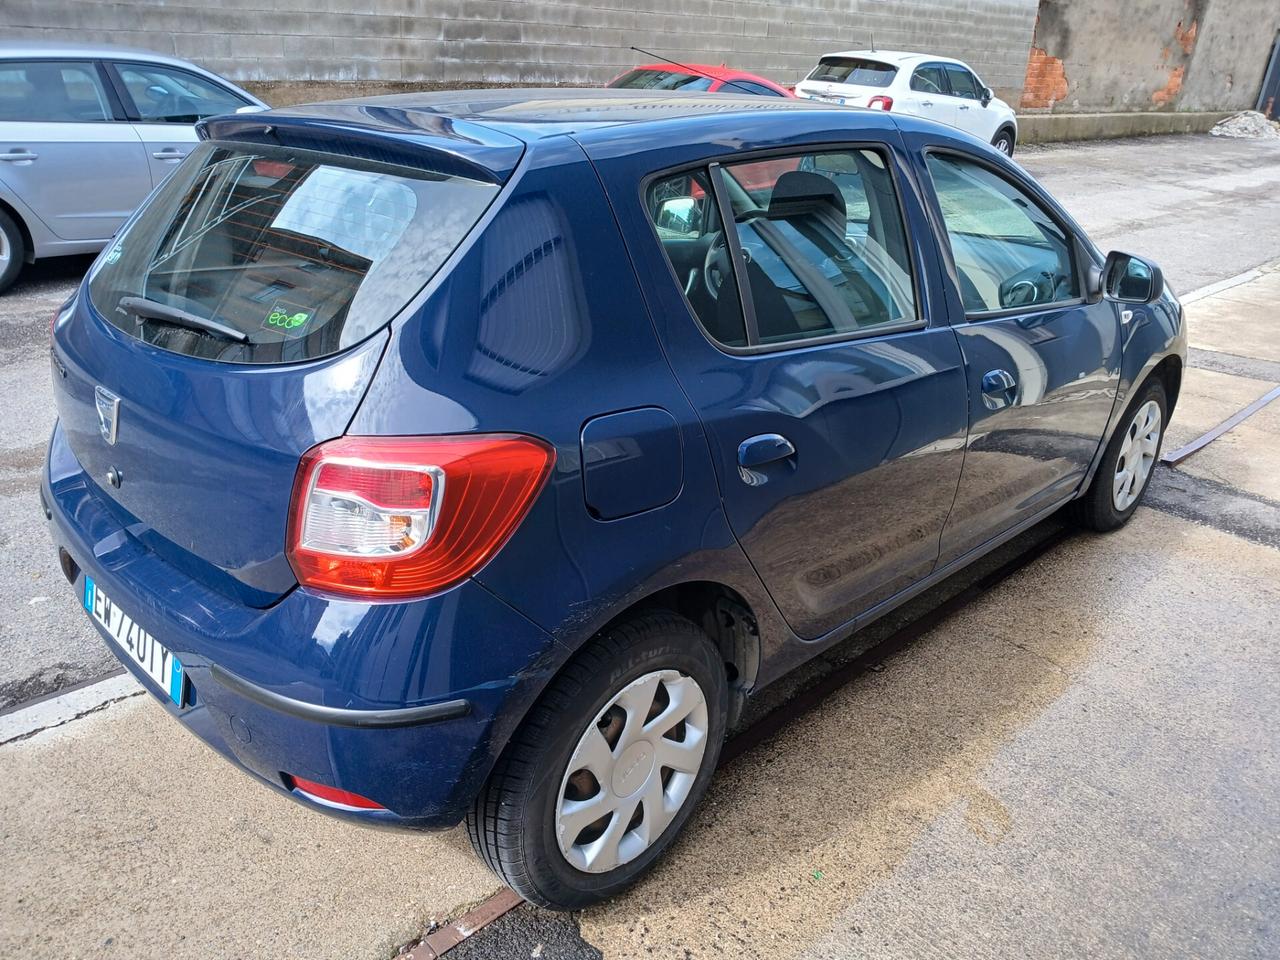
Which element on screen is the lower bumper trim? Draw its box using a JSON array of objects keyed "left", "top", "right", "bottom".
[{"left": 209, "top": 664, "right": 472, "bottom": 728}]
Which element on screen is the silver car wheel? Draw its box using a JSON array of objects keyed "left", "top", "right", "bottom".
[
  {"left": 1113, "top": 399, "right": 1162, "bottom": 511},
  {"left": 0, "top": 226, "right": 10, "bottom": 270},
  {"left": 555, "top": 669, "right": 709, "bottom": 874}
]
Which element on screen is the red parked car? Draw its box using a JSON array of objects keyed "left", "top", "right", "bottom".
[{"left": 608, "top": 62, "right": 794, "bottom": 98}]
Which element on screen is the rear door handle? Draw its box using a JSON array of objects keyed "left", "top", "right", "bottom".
[
  {"left": 738, "top": 433, "right": 796, "bottom": 468},
  {"left": 981, "top": 369, "right": 1018, "bottom": 409},
  {"left": 152, "top": 148, "right": 187, "bottom": 161},
  {"left": 0, "top": 150, "right": 38, "bottom": 162},
  {"left": 921, "top": 100, "right": 934, "bottom": 107}
]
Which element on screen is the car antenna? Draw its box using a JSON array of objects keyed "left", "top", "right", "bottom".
[
  {"left": 627, "top": 46, "right": 766, "bottom": 97},
  {"left": 869, "top": 31, "right": 876, "bottom": 52}
]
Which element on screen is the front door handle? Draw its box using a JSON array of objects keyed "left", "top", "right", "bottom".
[
  {"left": 981, "top": 369, "right": 1018, "bottom": 410},
  {"left": 0, "top": 150, "right": 38, "bottom": 162},
  {"left": 152, "top": 148, "right": 187, "bottom": 161},
  {"left": 921, "top": 100, "right": 934, "bottom": 107}
]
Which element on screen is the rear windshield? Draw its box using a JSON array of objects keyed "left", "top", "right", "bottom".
[
  {"left": 88, "top": 141, "right": 499, "bottom": 364},
  {"left": 806, "top": 57, "right": 897, "bottom": 88},
  {"left": 609, "top": 69, "right": 714, "bottom": 92}
]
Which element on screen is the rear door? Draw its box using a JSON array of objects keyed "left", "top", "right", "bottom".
[
  {"left": 107, "top": 61, "right": 254, "bottom": 185},
  {"left": 0, "top": 59, "right": 150, "bottom": 241},
  {"left": 903, "top": 63, "right": 957, "bottom": 129},
  {"left": 602, "top": 136, "right": 969, "bottom": 639},
  {"left": 913, "top": 145, "right": 1120, "bottom": 564}
]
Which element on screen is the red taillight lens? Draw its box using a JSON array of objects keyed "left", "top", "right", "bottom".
[
  {"left": 868, "top": 95, "right": 894, "bottom": 111},
  {"left": 285, "top": 774, "right": 385, "bottom": 811},
  {"left": 287, "top": 434, "right": 555, "bottom": 599}
]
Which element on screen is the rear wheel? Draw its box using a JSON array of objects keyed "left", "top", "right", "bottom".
[
  {"left": 1070, "top": 377, "right": 1167, "bottom": 531},
  {"left": 0, "top": 209, "right": 25, "bottom": 294},
  {"left": 467, "top": 612, "right": 727, "bottom": 910},
  {"left": 992, "top": 128, "right": 1016, "bottom": 156}
]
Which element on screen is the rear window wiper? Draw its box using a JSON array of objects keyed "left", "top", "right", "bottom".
[{"left": 120, "top": 296, "right": 249, "bottom": 343}]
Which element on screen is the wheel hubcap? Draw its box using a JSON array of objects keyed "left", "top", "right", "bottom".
[
  {"left": 0, "top": 228, "right": 9, "bottom": 269},
  {"left": 1113, "top": 399, "right": 1162, "bottom": 511},
  {"left": 555, "top": 669, "right": 709, "bottom": 874}
]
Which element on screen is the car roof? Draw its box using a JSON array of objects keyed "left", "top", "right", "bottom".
[
  {"left": 201, "top": 87, "right": 997, "bottom": 186},
  {"left": 0, "top": 39, "right": 205, "bottom": 70},
  {"left": 816, "top": 50, "right": 967, "bottom": 69},
  {"left": 630, "top": 62, "right": 754, "bottom": 81}
]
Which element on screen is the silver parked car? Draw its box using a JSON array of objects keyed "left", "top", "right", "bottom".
[{"left": 0, "top": 42, "right": 267, "bottom": 292}]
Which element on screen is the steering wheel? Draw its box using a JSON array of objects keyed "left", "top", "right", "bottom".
[{"left": 703, "top": 231, "right": 733, "bottom": 299}]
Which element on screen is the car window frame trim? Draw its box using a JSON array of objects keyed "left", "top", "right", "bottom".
[
  {"left": 638, "top": 138, "right": 929, "bottom": 358},
  {"left": 920, "top": 144, "right": 1090, "bottom": 322},
  {"left": 910, "top": 62, "right": 952, "bottom": 97},
  {"left": 105, "top": 59, "right": 253, "bottom": 125}
]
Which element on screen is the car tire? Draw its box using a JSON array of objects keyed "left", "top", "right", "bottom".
[
  {"left": 1070, "top": 377, "right": 1167, "bottom": 532},
  {"left": 467, "top": 611, "right": 728, "bottom": 910},
  {"left": 992, "top": 128, "right": 1016, "bottom": 157},
  {"left": 0, "top": 208, "right": 25, "bottom": 294}
]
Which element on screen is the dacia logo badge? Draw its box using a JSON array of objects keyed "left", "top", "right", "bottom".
[{"left": 95, "top": 386, "right": 120, "bottom": 445}]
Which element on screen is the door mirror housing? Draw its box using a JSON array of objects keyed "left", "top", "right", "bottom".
[
  {"left": 1102, "top": 251, "right": 1164, "bottom": 304},
  {"left": 655, "top": 196, "right": 701, "bottom": 237},
  {"left": 981, "top": 87, "right": 994, "bottom": 107}
]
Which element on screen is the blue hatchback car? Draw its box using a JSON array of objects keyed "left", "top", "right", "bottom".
[{"left": 44, "top": 89, "right": 1185, "bottom": 909}]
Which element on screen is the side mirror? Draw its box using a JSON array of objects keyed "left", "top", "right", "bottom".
[
  {"left": 1102, "top": 251, "right": 1164, "bottom": 304},
  {"left": 981, "top": 87, "right": 994, "bottom": 107},
  {"left": 655, "top": 196, "right": 700, "bottom": 236}
]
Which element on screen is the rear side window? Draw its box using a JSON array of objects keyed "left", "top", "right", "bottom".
[
  {"left": 0, "top": 61, "right": 111, "bottom": 122},
  {"left": 728, "top": 81, "right": 785, "bottom": 97},
  {"left": 88, "top": 141, "right": 499, "bottom": 364},
  {"left": 910, "top": 65, "right": 947, "bottom": 95},
  {"left": 114, "top": 62, "right": 249, "bottom": 123},
  {"left": 806, "top": 58, "right": 896, "bottom": 88},
  {"left": 609, "top": 69, "right": 714, "bottom": 92},
  {"left": 647, "top": 148, "right": 917, "bottom": 350}
]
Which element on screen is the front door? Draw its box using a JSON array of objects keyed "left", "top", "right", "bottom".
[
  {"left": 109, "top": 61, "right": 251, "bottom": 186},
  {"left": 618, "top": 140, "right": 969, "bottom": 639},
  {"left": 0, "top": 59, "right": 150, "bottom": 241},
  {"left": 917, "top": 147, "right": 1121, "bottom": 564}
]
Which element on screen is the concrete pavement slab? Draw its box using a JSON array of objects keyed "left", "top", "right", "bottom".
[
  {"left": 1186, "top": 264, "right": 1280, "bottom": 364},
  {"left": 1162, "top": 366, "right": 1275, "bottom": 450},
  {"left": 577, "top": 512, "right": 1280, "bottom": 960},
  {"left": 0, "top": 698, "right": 501, "bottom": 960}
]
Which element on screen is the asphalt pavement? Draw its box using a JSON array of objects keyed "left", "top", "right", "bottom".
[{"left": 2, "top": 132, "right": 1279, "bottom": 960}]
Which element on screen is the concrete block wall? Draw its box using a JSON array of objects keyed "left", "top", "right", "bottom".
[
  {"left": 1, "top": 0, "right": 1040, "bottom": 102},
  {"left": 1021, "top": 0, "right": 1280, "bottom": 113}
]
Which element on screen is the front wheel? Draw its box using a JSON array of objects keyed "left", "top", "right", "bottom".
[
  {"left": 1071, "top": 377, "right": 1167, "bottom": 531},
  {"left": 467, "top": 612, "right": 728, "bottom": 910},
  {"left": 992, "top": 128, "right": 1016, "bottom": 157}
]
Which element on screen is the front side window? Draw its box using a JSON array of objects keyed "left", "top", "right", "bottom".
[
  {"left": 910, "top": 65, "right": 947, "bottom": 95},
  {"left": 115, "top": 63, "right": 249, "bottom": 123},
  {"left": 89, "top": 141, "right": 499, "bottom": 363},
  {"left": 926, "top": 153, "right": 1079, "bottom": 314},
  {"left": 943, "top": 65, "right": 982, "bottom": 100},
  {"left": 647, "top": 149, "right": 917, "bottom": 349},
  {"left": 0, "top": 61, "right": 110, "bottom": 122},
  {"left": 729, "top": 81, "right": 784, "bottom": 98},
  {"left": 806, "top": 58, "right": 896, "bottom": 88},
  {"left": 609, "top": 69, "right": 714, "bottom": 92}
]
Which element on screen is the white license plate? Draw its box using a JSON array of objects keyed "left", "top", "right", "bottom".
[
  {"left": 813, "top": 94, "right": 845, "bottom": 105},
  {"left": 83, "top": 576, "right": 186, "bottom": 706}
]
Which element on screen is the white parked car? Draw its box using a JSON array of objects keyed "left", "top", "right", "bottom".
[{"left": 794, "top": 50, "right": 1019, "bottom": 155}]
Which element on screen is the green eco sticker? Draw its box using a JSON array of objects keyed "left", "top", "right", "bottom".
[{"left": 262, "top": 301, "right": 313, "bottom": 338}]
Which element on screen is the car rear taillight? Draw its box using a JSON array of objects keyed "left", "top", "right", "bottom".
[
  {"left": 287, "top": 434, "right": 555, "bottom": 600},
  {"left": 284, "top": 774, "right": 385, "bottom": 811},
  {"left": 868, "top": 96, "right": 894, "bottom": 111}
]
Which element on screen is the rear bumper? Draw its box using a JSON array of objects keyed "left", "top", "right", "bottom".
[{"left": 42, "top": 421, "right": 562, "bottom": 829}]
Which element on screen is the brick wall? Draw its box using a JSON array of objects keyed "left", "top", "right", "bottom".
[
  {"left": 1021, "top": 0, "right": 1280, "bottom": 113},
  {"left": 1, "top": 0, "right": 1039, "bottom": 102}
]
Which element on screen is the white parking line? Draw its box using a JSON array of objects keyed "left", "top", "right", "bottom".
[{"left": 0, "top": 673, "right": 142, "bottom": 746}]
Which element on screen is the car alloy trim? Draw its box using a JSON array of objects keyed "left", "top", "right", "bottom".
[{"left": 210, "top": 663, "right": 472, "bottom": 728}]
